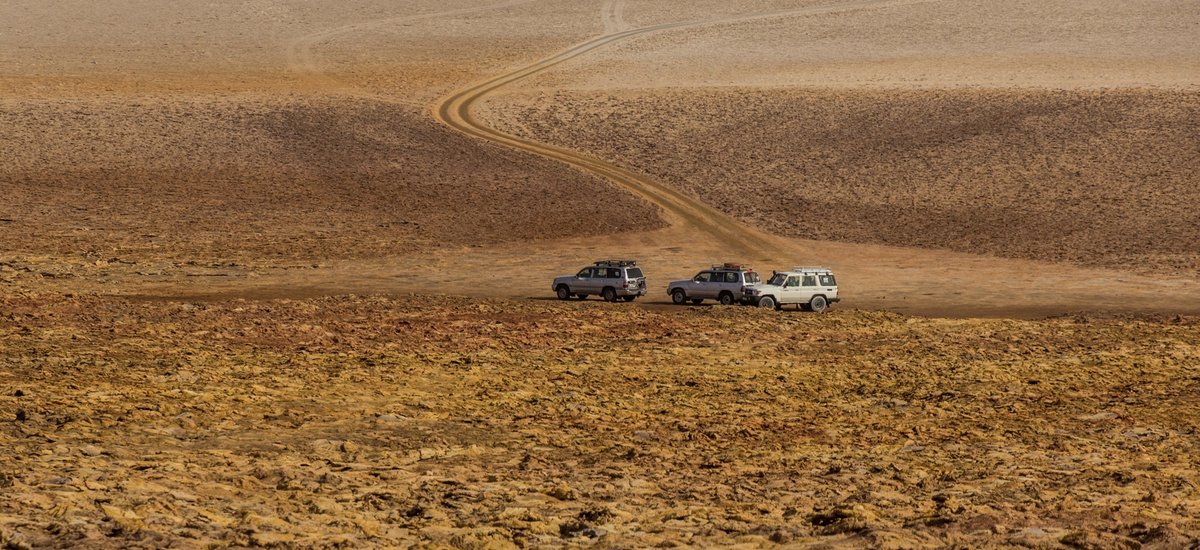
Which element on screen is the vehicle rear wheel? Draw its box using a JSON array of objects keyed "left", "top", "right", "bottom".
[
  {"left": 622, "top": 296, "right": 636, "bottom": 302},
  {"left": 718, "top": 292, "right": 735, "bottom": 306},
  {"left": 671, "top": 289, "right": 687, "bottom": 305},
  {"left": 555, "top": 285, "right": 571, "bottom": 300},
  {"left": 758, "top": 296, "right": 778, "bottom": 310},
  {"left": 602, "top": 287, "right": 617, "bottom": 302},
  {"left": 809, "top": 295, "right": 829, "bottom": 313}
]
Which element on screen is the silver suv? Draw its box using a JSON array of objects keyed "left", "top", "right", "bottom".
[
  {"left": 743, "top": 266, "right": 839, "bottom": 312},
  {"left": 667, "top": 263, "right": 762, "bottom": 306},
  {"left": 553, "top": 260, "right": 647, "bottom": 302}
]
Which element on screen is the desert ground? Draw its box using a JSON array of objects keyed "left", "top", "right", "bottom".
[{"left": 2, "top": 0, "right": 1200, "bottom": 547}]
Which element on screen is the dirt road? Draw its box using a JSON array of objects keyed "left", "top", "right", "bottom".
[{"left": 424, "top": 0, "right": 1200, "bottom": 318}]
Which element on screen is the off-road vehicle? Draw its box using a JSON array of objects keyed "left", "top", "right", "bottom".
[
  {"left": 743, "top": 266, "right": 839, "bottom": 312},
  {"left": 552, "top": 260, "right": 647, "bottom": 302},
  {"left": 667, "top": 263, "right": 761, "bottom": 306}
]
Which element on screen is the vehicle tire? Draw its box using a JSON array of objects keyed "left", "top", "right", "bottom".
[
  {"left": 671, "top": 289, "right": 687, "bottom": 305},
  {"left": 555, "top": 285, "right": 571, "bottom": 301},
  {"left": 758, "top": 296, "right": 778, "bottom": 310},
  {"left": 602, "top": 287, "right": 617, "bottom": 302},
  {"left": 809, "top": 295, "right": 829, "bottom": 313},
  {"left": 622, "top": 296, "right": 636, "bottom": 302},
  {"left": 691, "top": 299, "right": 703, "bottom": 305},
  {"left": 718, "top": 292, "right": 735, "bottom": 306}
]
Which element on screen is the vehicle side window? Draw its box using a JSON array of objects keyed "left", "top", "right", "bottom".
[
  {"left": 598, "top": 268, "right": 612, "bottom": 278},
  {"left": 695, "top": 272, "right": 711, "bottom": 283},
  {"left": 802, "top": 275, "right": 817, "bottom": 286},
  {"left": 727, "top": 272, "right": 739, "bottom": 283},
  {"left": 577, "top": 268, "right": 592, "bottom": 278},
  {"left": 785, "top": 276, "right": 800, "bottom": 287},
  {"left": 819, "top": 274, "right": 836, "bottom": 286}
]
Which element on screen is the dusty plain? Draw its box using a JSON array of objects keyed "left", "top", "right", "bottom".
[{"left": 3, "top": 0, "right": 1200, "bottom": 547}]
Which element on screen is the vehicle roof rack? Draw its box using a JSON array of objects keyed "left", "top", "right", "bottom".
[
  {"left": 594, "top": 259, "right": 637, "bottom": 267},
  {"left": 712, "top": 262, "right": 752, "bottom": 271},
  {"left": 791, "top": 266, "right": 831, "bottom": 272}
]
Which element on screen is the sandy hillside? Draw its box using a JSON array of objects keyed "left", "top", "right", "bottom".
[
  {"left": 0, "top": 96, "right": 662, "bottom": 263},
  {"left": 476, "top": 0, "right": 1200, "bottom": 275},
  {"left": 481, "top": 88, "right": 1200, "bottom": 274}
]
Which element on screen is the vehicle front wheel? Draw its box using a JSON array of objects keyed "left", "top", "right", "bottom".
[
  {"left": 671, "top": 289, "right": 687, "bottom": 305},
  {"left": 718, "top": 292, "right": 735, "bottom": 306},
  {"left": 555, "top": 285, "right": 571, "bottom": 300},
  {"left": 809, "top": 295, "right": 829, "bottom": 313},
  {"left": 602, "top": 287, "right": 617, "bottom": 302},
  {"left": 758, "top": 296, "right": 778, "bottom": 310}
]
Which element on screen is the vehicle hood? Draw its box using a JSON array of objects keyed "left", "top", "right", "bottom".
[{"left": 667, "top": 278, "right": 694, "bottom": 288}]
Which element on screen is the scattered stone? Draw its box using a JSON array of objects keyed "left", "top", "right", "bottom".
[{"left": 546, "top": 483, "right": 575, "bottom": 501}]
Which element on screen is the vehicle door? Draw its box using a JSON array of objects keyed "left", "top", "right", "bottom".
[
  {"left": 719, "top": 271, "right": 740, "bottom": 297},
  {"left": 780, "top": 274, "right": 803, "bottom": 304},
  {"left": 691, "top": 271, "right": 713, "bottom": 298},
  {"left": 799, "top": 273, "right": 820, "bottom": 303},
  {"left": 575, "top": 267, "right": 597, "bottom": 293},
  {"left": 601, "top": 267, "right": 621, "bottom": 293}
]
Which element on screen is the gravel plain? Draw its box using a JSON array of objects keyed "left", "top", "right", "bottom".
[{"left": 2, "top": 293, "right": 1199, "bottom": 547}]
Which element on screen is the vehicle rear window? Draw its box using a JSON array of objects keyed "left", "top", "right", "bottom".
[
  {"left": 819, "top": 274, "right": 836, "bottom": 286},
  {"left": 626, "top": 268, "right": 643, "bottom": 278}
]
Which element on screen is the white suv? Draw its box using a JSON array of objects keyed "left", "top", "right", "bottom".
[
  {"left": 667, "top": 263, "right": 761, "bottom": 306},
  {"left": 743, "top": 267, "right": 839, "bottom": 312}
]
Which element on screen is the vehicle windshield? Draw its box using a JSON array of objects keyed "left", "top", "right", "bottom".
[
  {"left": 767, "top": 273, "right": 787, "bottom": 286},
  {"left": 744, "top": 272, "right": 760, "bottom": 285},
  {"left": 626, "top": 267, "right": 644, "bottom": 279}
]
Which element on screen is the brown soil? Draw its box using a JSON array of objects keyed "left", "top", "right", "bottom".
[
  {"left": 481, "top": 88, "right": 1200, "bottom": 274},
  {"left": 0, "top": 96, "right": 664, "bottom": 264},
  {"left": 2, "top": 293, "right": 1198, "bottom": 547}
]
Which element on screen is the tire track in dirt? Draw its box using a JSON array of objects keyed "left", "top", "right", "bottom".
[
  {"left": 601, "top": 0, "right": 629, "bottom": 33},
  {"left": 285, "top": 0, "right": 539, "bottom": 101},
  {"left": 434, "top": 0, "right": 938, "bottom": 259}
]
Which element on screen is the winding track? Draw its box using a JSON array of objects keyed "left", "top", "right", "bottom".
[{"left": 433, "top": 0, "right": 936, "bottom": 260}]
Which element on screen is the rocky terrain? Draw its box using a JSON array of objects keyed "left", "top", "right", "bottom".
[{"left": 2, "top": 293, "right": 1199, "bottom": 547}]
